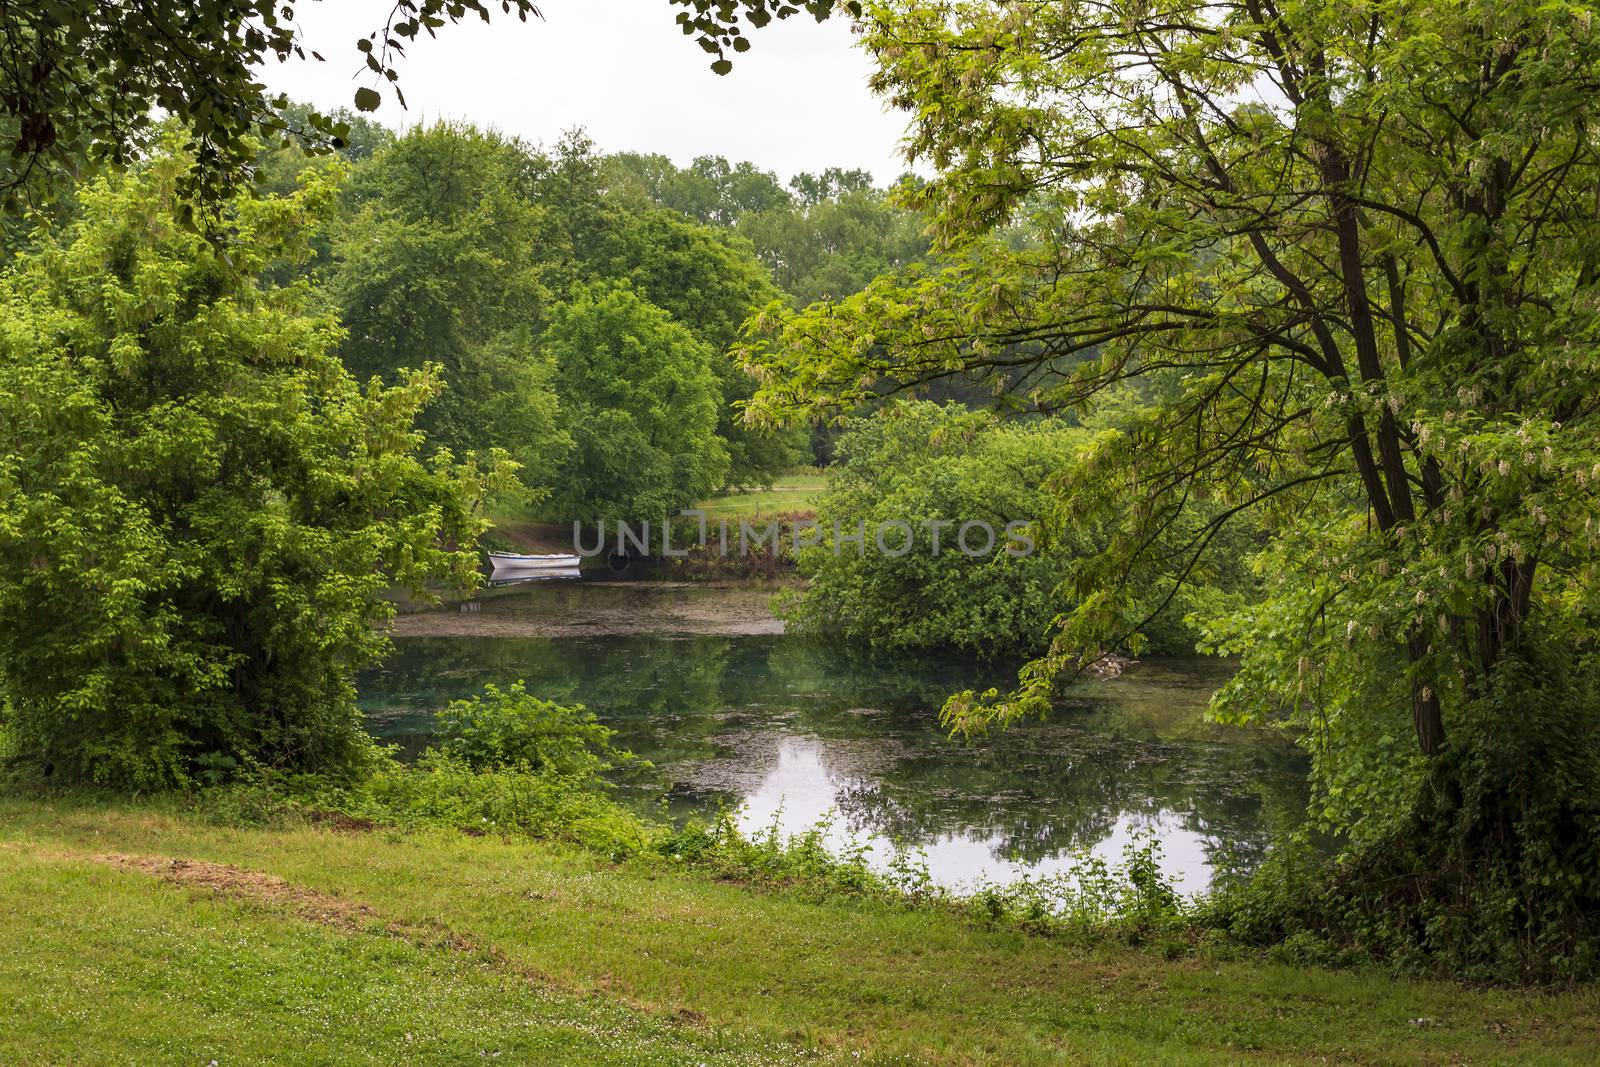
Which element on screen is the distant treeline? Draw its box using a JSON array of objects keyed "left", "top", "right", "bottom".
[{"left": 253, "top": 109, "right": 941, "bottom": 521}]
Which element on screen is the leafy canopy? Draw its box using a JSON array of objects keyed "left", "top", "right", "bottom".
[
  {"left": 745, "top": 0, "right": 1600, "bottom": 753},
  {"left": 314, "top": 125, "right": 804, "bottom": 499},
  {"left": 329, "top": 122, "right": 570, "bottom": 496}
]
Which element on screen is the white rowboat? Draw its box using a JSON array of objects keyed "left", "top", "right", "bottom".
[{"left": 487, "top": 551, "right": 583, "bottom": 573}]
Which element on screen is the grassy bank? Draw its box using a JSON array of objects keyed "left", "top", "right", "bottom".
[
  {"left": 696, "top": 471, "right": 825, "bottom": 520},
  {"left": 483, "top": 470, "right": 825, "bottom": 549},
  {"left": 3, "top": 795, "right": 1598, "bottom": 1065}
]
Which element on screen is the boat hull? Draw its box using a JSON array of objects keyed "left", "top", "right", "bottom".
[{"left": 487, "top": 552, "right": 583, "bottom": 572}]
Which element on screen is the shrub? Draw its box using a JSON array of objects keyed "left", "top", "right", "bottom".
[
  {"left": 781, "top": 402, "right": 1089, "bottom": 658},
  {"left": 361, "top": 751, "right": 658, "bottom": 856},
  {"left": 433, "top": 682, "right": 638, "bottom": 778},
  {"left": 193, "top": 682, "right": 658, "bottom": 857}
]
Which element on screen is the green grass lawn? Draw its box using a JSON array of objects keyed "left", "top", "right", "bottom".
[
  {"left": 698, "top": 471, "right": 826, "bottom": 520},
  {"left": 4, "top": 795, "right": 1599, "bottom": 1065},
  {"left": 0, "top": 847, "right": 791, "bottom": 1066},
  {"left": 477, "top": 472, "right": 826, "bottom": 552}
]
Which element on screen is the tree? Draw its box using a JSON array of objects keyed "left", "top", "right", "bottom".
[
  {"left": 253, "top": 102, "right": 396, "bottom": 197},
  {"left": 736, "top": 178, "right": 932, "bottom": 307},
  {"left": 604, "top": 151, "right": 942, "bottom": 469},
  {"left": 537, "top": 137, "right": 807, "bottom": 487},
  {"left": 327, "top": 123, "right": 569, "bottom": 497},
  {"left": 0, "top": 140, "right": 513, "bottom": 788},
  {"left": 788, "top": 166, "right": 874, "bottom": 207},
  {"left": 0, "top": 2, "right": 534, "bottom": 210},
  {"left": 327, "top": 127, "right": 799, "bottom": 500},
  {"left": 544, "top": 283, "right": 728, "bottom": 522},
  {"left": 591, "top": 208, "right": 809, "bottom": 485},
  {"left": 742, "top": 1, "right": 1600, "bottom": 975}
]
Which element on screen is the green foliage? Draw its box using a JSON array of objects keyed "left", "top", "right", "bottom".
[
  {"left": 745, "top": 0, "right": 1600, "bottom": 738},
  {"left": 605, "top": 153, "right": 791, "bottom": 227},
  {"left": 1207, "top": 640, "right": 1600, "bottom": 982},
  {"left": 0, "top": 0, "right": 845, "bottom": 217},
  {"left": 580, "top": 203, "right": 807, "bottom": 487},
  {"left": 544, "top": 282, "right": 730, "bottom": 520},
  {"left": 322, "top": 128, "right": 803, "bottom": 499},
  {"left": 586, "top": 207, "right": 776, "bottom": 352},
  {"left": 328, "top": 123, "right": 570, "bottom": 498},
  {"left": 661, "top": 811, "right": 885, "bottom": 900},
  {"left": 609, "top": 152, "right": 933, "bottom": 310},
  {"left": 195, "top": 679, "right": 657, "bottom": 856},
  {"left": 0, "top": 140, "right": 513, "bottom": 788},
  {"left": 964, "top": 837, "right": 1188, "bottom": 942},
  {"left": 783, "top": 401, "right": 1234, "bottom": 662},
  {"left": 782, "top": 402, "right": 1088, "bottom": 658},
  {"left": 738, "top": 0, "right": 1600, "bottom": 973},
  {"left": 359, "top": 752, "right": 658, "bottom": 857},
  {"left": 605, "top": 150, "right": 938, "bottom": 477},
  {"left": 382, "top": 679, "right": 652, "bottom": 853},
  {"left": 252, "top": 102, "right": 395, "bottom": 198},
  {"left": 661, "top": 810, "right": 1188, "bottom": 944},
  {"left": 434, "top": 681, "right": 637, "bottom": 779},
  {"left": 738, "top": 176, "right": 932, "bottom": 308}
]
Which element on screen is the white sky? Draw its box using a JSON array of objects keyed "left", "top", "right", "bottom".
[{"left": 257, "top": 0, "right": 915, "bottom": 183}]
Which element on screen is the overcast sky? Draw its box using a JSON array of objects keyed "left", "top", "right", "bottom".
[{"left": 257, "top": 0, "right": 914, "bottom": 183}]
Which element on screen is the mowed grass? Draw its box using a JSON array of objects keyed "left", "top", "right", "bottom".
[
  {"left": 4, "top": 796, "right": 1600, "bottom": 1066},
  {"left": 476, "top": 472, "right": 826, "bottom": 550},
  {"left": 485, "top": 470, "right": 826, "bottom": 531},
  {"left": 698, "top": 471, "right": 826, "bottom": 520},
  {"left": 0, "top": 848, "right": 797, "bottom": 1067}
]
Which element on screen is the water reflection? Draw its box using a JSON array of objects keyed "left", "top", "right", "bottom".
[
  {"left": 485, "top": 568, "right": 582, "bottom": 588},
  {"left": 358, "top": 634, "right": 1306, "bottom": 892}
]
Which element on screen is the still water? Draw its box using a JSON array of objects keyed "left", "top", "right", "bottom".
[{"left": 359, "top": 613, "right": 1307, "bottom": 895}]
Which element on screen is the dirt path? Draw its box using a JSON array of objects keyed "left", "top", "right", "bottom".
[{"left": 103, "top": 852, "right": 374, "bottom": 926}]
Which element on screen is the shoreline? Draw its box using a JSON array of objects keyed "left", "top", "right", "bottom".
[{"left": 388, "top": 579, "right": 789, "bottom": 639}]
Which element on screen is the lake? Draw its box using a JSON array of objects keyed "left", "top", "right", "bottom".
[{"left": 360, "top": 581, "right": 1307, "bottom": 895}]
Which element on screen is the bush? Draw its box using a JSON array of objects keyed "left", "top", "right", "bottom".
[
  {"left": 434, "top": 682, "right": 639, "bottom": 778},
  {"left": 193, "top": 682, "right": 658, "bottom": 857},
  {"left": 361, "top": 751, "right": 658, "bottom": 856},
  {"left": 781, "top": 402, "right": 1089, "bottom": 658}
]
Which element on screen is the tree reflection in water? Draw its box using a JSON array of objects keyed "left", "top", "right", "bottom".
[{"left": 359, "top": 634, "right": 1307, "bottom": 890}]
